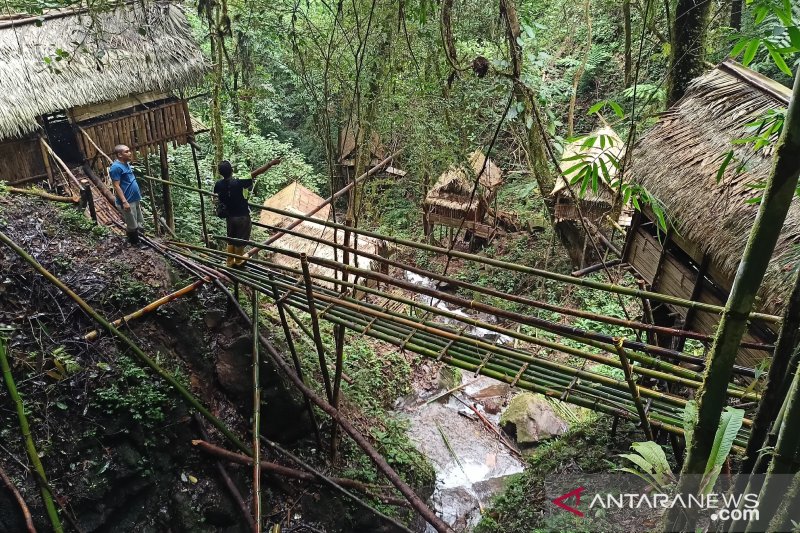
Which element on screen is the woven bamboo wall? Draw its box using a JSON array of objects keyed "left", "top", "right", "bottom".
[
  {"left": 78, "top": 99, "right": 192, "bottom": 162},
  {"left": 0, "top": 137, "right": 46, "bottom": 183}
]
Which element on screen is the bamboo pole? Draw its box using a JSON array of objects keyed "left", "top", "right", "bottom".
[
  {"left": 188, "top": 140, "right": 210, "bottom": 247},
  {"left": 84, "top": 279, "right": 206, "bottom": 340},
  {"left": 330, "top": 221, "right": 351, "bottom": 463},
  {"left": 7, "top": 187, "right": 78, "bottom": 203},
  {"left": 40, "top": 137, "right": 84, "bottom": 192},
  {"left": 158, "top": 141, "right": 174, "bottom": 232},
  {"left": 740, "top": 267, "right": 800, "bottom": 476},
  {"left": 0, "top": 230, "right": 250, "bottom": 455},
  {"left": 251, "top": 290, "right": 262, "bottom": 533},
  {"left": 300, "top": 254, "right": 334, "bottom": 403},
  {"left": 260, "top": 437, "right": 416, "bottom": 533},
  {"left": 612, "top": 338, "right": 654, "bottom": 440},
  {"left": 215, "top": 280, "right": 456, "bottom": 533},
  {"left": 0, "top": 338, "right": 63, "bottom": 533},
  {"left": 193, "top": 415, "right": 256, "bottom": 531},
  {"left": 266, "top": 273, "right": 324, "bottom": 449},
  {"left": 667, "top": 65, "right": 800, "bottom": 531},
  {"left": 744, "top": 366, "right": 800, "bottom": 532}
]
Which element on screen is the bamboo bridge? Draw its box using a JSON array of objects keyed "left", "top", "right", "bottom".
[{"left": 0, "top": 156, "right": 784, "bottom": 532}]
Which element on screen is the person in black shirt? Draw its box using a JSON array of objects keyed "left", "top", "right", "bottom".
[{"left": 213, "top": 160, "right": 253, "bottom": 267}]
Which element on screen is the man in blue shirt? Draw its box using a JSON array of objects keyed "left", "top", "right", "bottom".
[{"left": 110, "top": 144, "right": 144, "bottom": 246}]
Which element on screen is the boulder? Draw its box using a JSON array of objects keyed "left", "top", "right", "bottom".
[{"left": 499, "top": 393, "right": 568, "bottom": 446}]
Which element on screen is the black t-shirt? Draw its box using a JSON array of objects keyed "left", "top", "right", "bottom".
[{"left": 214, "top": 178, "right": 253, "bottom": 217}]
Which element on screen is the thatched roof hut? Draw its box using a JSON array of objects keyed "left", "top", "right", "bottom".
[
  {"left": 628, "top": 59, "right": 797, "bottom": 314},
  {"left": 261, "top": 183, "right": 387, "bottom": 290},
  {"left": 424, "top": 150, "right": 503, "bottom": 221},
  {"left": 260, "top": 181, "right": 331, "bottom": 228},
  {"left": 0, "top": 1, "right": 207, "bottom": 140},
  {"left": 552, "top": 127, "right": 624, "bottom": 221}
]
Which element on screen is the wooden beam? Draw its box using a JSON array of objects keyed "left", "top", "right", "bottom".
[
  {"left": 672, "top": 253, "right": 710, "bottom": 352},
  {"left": 650, "top": 226, "right": 673, "bottom": 293}
]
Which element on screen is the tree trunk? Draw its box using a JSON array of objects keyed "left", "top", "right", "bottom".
[
  {"left": 500, "top": 0, "right": 556, "bottom": 212},
  {"left": 159, "top": 141, "right": 174, "bottom": 232},
  {"left": 730, "top": 0, "right": 743, "bottom": 31},
  {"left": 667, "top": 0, "right": 713, "bottom": 105},
  {"left": 210, "top": 7, "right": 225, "bottom": 170},
  {"left": 567, "top": 0, "right": 592, "bottom": 137},
  {"left": 623, "top": 0, "right": 632, "bottom": 88},
  {"left": 664, "top": 67, "right": 800, "bottom": 530}
]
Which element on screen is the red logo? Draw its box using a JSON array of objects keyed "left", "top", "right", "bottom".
[{"left": 552, "top": 487, "right": 586, "bottom": 517}]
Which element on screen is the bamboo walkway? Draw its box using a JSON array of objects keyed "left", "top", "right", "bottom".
[{"left": 165, "top": 241, "right": 755, "bottom": 448}]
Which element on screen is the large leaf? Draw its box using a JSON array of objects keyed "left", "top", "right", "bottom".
[{"left": 702, "top": 408, "right": 745, "bottom": 493}]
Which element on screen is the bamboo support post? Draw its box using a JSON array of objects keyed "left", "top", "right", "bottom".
[
  {"left": 330, "top": 220, "right": 351, "bottom": 463},
  {"left": 84, "top": 279, "right": 207, "bottom": 341},
  {"left": 612, "top": 338, "right": 654, "bottom": 440},
  {"left": 40, "top": 137, "right": 84, "bottom": 192},
  {"left": 300, "top": 254, "right": 334, "bottom": 403},
  {"left": 39, "top": 136, "right": 54, "bottom": 187},
  {"left": 266, "top": 274, "right": 324, "bottom": 449},
  {"left": 251, "top": 290, "right": 262, "bottom": 533},
  {"left": 0, "top": 338, "right": 63, "bottom": 533},
  {"left": 158, "top": 141, "right": 174, "bottom": 231},
  {"left": 189, "top": 140, "right": 210, "bottom": 246},
  {"left": 215, "top": 280, "right": 455, "bottom": 533},
  {"left": 79, "top": 180, "right": 98, "bottom": 223}
]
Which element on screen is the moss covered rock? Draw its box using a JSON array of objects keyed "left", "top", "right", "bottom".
[{"left": 499, "top": 393, "right": 568, "bottom": 447}]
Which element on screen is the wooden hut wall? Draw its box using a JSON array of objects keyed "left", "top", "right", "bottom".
[
  {"left": 627, "top": 222, "right": 773, "bottom": 366},
  {"left": 79, "top": 99, "right": 193, "bottom": 164},
  {"left": 0, "top": 137, "right": 46, "bottom": 183}
]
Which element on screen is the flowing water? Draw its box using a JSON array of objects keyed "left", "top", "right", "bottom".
[{"left": 397, "top": 272, "right": 526, "bottom": 531}]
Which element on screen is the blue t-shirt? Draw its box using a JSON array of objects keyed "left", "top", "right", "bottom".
[{"left": 110, "top": 160, "right": 142, "bottom": 205}]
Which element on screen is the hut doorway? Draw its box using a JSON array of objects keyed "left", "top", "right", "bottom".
[{"left": 41, "top": 112, "right": 82, "bottom": 165}]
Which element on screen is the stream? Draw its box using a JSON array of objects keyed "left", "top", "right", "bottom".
[{"left": 396, "top": 272, "right": 526, "bottom": 531}]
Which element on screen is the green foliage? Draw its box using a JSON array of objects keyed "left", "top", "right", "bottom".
[
  {"left": 729, "top": 0, "right": 800, "bottom": 79},
  {"left": 617, "top": 441, "right": 676, "bottom": 491},
  {"left": 618, "top": 402, "right": 744, "bottom": 496},
  {"left": 92, "top": 354, "right": 173, "bottom": 427},
  {"left": 57, "top": 204, "right": 108, "bottom": 240}
]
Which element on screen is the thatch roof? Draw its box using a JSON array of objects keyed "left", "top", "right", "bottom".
[
  {"left": 260, "top": 181, "right": 331, "bottom": 228},
  {"left": 269, "top": 220, "right": 385, "bottom": 290},
  {"left": 629, "top": 60, "right": 798, "bottom": 312},
  {"left": 425, "top": 150, "right": 503, "bottom": 211},
  {"left": 338, "top": 123, "right": 386, "bottom": 163},
  {"left": 553, "top": 126, "right": 624, "bottom": 205},
  {"left": 0, "top": 1, "right": 208, "bottom": 140}
]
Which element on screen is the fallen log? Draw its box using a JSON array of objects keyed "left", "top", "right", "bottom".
[
  {"left": 191, "top": 439, "right": 410, "bottom": 508},
  {"left": 7, "top": 186, "right": 78, "bottom": 203}
]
